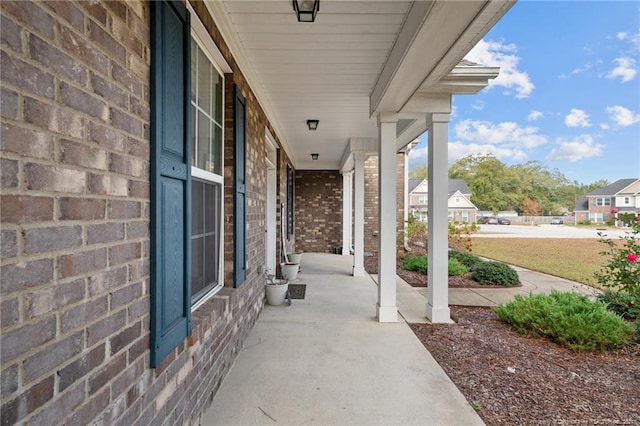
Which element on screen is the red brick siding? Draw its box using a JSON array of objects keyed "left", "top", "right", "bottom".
[
  {"left": 363, "top": 154, "right": 405, "bottom": 255},
  {"left": 0, "top": 1, "right": 292, "bottom": 424},
  {"left": 295, "top": 170, "right": 343, "bottom": 253}
]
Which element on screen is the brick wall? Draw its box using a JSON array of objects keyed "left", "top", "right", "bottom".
[
  {"left": 363, "top": 154, "right": 405, "bottom": 256},
  {"left": 0, "top": 1, "right": 289, "bottom": 424},
  {"left": 294, "top": 170, "right": 343, "bottom": 253}
]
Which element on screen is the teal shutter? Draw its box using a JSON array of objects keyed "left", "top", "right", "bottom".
[
  {"left": 234, "top": 87, "right": 247, "bottom": 286},
  {"left": 150, "top": 0, "right": 191, "bottom": 367}
]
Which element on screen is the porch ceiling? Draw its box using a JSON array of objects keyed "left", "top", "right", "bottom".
[{"left": 209, "top": 1, "right": 514, "bottom": 170}]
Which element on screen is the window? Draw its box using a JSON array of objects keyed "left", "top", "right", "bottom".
[
  {"left": 417, "top": 195, "right": 428, "bottom": 205},
  {"left": 624, "top": 197, "right": 630, "bottom": 204},
  {"left": 150, "top": 0, "right": 233, "bottom": 366},
  {"left": 416, "top": 210, "right": 428, "bottom": 222},
  {"left": 588, "top": 212, "right": 605, "bottom": 222},
  {"left": 595, "top": 197, "right": 611, "bottom": 206},
  {"left": 190, "top": 38, "right": 224, "bottom": 306},
  {"left": 286, "top": 164, "right": 294, "bottom": 238}
]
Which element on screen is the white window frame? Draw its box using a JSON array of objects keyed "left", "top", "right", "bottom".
[
  {"left": 188, "top": 5, "right": 231, "bottom": 311},
  {"left": 417, "top": 195, "right": 428, "bottom": 205}
]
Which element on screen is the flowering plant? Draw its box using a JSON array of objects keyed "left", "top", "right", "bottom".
[{"left": 595, "top": 219, "right": 640, "bottom": 296}]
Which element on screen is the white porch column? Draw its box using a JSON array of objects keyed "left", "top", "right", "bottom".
[
  {"left": 341, "top": 171, "right": 353, "bottom": 256},
  {"left": 426, "top": 112, "right": 452, "bottom": 323},
  {"left": 352, "top": 152, "right": 365, "bottom": 276},
  {"left": 377, "top": 113, "right": 398, "bottom": 322}
]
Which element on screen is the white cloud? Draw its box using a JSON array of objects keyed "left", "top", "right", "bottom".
[
  {"left": 546, "top": 135, "right": 604, "bottom": 163},
  {"left": 471, "top": 101, "right": 484, "bottom": 111},
  {"left": 600, "top": 123, "right": 610, "bottom": 130},
  {"left": 564, "top": 109, "right": 591, "bottom": 128},
  {"left": 454, "top": 119, "right": 548, "bottom": 149},
  {"left": 606, "top": 105, "right": 640, "bottom": 126},
  {"left": 605, "top": 57, "right": 638, "bottom": 82},
  {"left": 407, "top": 140, "right": 528, "bottom": 168},
  {"left": 617, "top": 31, "right": 640, "bottom": 52},
  {"left": 465, "top": 39, "right": 534, "bottom": 98},
  {"left": 407, "top": 145, "right": 427, "bottom": 165},
  {"left": 527, "top": 110, "right": 543, "bottom": 121},
  {"left": 448, "top": 142, "right": 527, "bottom": 163}
]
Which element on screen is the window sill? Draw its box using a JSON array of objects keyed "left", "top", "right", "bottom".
[{"left": 188, "top": 287, "right": 234, "bottom": 347}]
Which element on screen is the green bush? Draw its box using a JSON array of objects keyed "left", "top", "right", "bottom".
[
  {"left": 402, "top": 255, "right": 470, "bottom": 276},
  {"left": 448, "top": 258, "right": 469, "bottom": 276},
  {"left": 402, "top": 255, "right": 427, "bottom": 274},
  {"left": 493, "top": 291, "right": 634, "bottom": 351},
  {"left": 470, "top": 261, "right": 520, "bottom": 286},
  {"left": 448, "top": 250, "right": 484, "bottom": 269},
  {"left": 597, "top": 290, "right": 640, "bottom": 320},
  {"left": 635, "top": 318, "right": 640, "bottom": 343}
]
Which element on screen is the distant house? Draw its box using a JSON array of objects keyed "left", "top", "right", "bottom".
[
  {"left": 408, "top": 179, "right": 478, "bottom": 223},
  {"left": 574, "top": 178, "right": 640, "bottom": 224}
]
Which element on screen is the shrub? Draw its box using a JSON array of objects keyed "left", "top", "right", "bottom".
[
  {"left": 448, "top": 222, "right": 478, "bottom": 252},
  {"left": 493, "top": 291, "right": 634, "bottom": 351},
  {"left": 596, "top": 290, "right": 640, "bottom": 320},
  {"left": 448, "top": 258, "right": 469, "bottom": 276},
  {"left": 448, "top": 250, "right": 484, "bottom": 269},
  {"left": 595, "top": 220, "right": 640, "bottom": 296},
  {"left": 470, "top": 261, "right": 520, "bottom": 286},
  {"left": 402, "top": 255, "right": 427, "bottom": 274},
  {"left": 402, "top": 255, "right": 470, "bottom": 276}
]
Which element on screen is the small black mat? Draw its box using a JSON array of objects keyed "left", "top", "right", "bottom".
[{"left": 288, "top": 284, "right": 306, "bottom": 299}]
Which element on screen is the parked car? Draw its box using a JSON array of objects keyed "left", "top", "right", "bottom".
[
  {"left": 497, "top": 218, "right": 511, "bottom": 225},
  {"left": 478, "top": 216, "right": 498, "bottom": 224},
  {"left": 550, "top": 217, "right": 563, "bottom": 225}
]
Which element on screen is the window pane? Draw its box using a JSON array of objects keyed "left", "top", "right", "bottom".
[
  {"left": 204, "top": 235, "right": 218, "bottom": 287},
  {"left": 196, "top": 110, "right": 212, "bottom": 172},
  {"left": 204, "top": 182, "right": 216, "bottom": 233},
  {"left": 190, "top": 104, "right": 197, "bottom": 165},
  {"left": 191, "top": 40, "right": 197, "bottom": 102},
  {"left": 213, "top": 72, "right": 222, "bottom": 124},
  {"left": 192, "top": 180, "right": 204, "bottom": 235},
  {"left": 212, "top": 124, "right": 222, "bottom": 175},
  {"left": 191, "top": 238, "right": 204, "bottom": 297},
  {"left": 197, "top": 45, "right": 212, "bottom": 116}
]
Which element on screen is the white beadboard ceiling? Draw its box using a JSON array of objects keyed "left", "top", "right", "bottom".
[{"left": 212, "top": 1, "right": 513, "bottom": 170}]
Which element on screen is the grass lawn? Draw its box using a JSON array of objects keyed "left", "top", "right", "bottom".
[{"left": 470, "top": 238, "right": 620, "bottom": 288}]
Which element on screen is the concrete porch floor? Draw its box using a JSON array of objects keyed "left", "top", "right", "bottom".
[{"left": 200, "top": 253, "right": 484, "bottom": 425}]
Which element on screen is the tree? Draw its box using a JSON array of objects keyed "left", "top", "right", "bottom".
[
  {"left": 520, "top": 196, "right": 541, "bottom": 216},
  {"left": 409, "top": 166, "right": 428, "bottom": 180}
]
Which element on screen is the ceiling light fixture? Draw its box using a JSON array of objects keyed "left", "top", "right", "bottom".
[
  {"left": 307, "top": 119, "right": 319, "bottom": 131},
  {"left": 293, "top": 0, "right": 320, "bottom": 23},
  {"left": 311, "top": 153, "right": 319, "bottom": 160}
]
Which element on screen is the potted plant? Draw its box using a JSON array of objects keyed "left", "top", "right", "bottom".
[
  {"left": 280, "top": 262, "right": 299, "bottom": 281},
  {"left": 265, "top": 272, "right": 289, "bottom": 306},
  {"left": 287, "top": 252, "right": 302, "bottom": 264}
]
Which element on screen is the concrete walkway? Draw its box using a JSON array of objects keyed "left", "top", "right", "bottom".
[
  {"left": 396, "top": 265, "right": 599, "bottom": 324},
  {"left": 201, "top": 253, "right": 598, "bottom": 425},
  {"left": 201, "top": 253, "right": 484, "bottom": 426}
]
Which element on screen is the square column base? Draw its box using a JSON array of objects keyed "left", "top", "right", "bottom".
[
  {"left": 426, "top": 304, "right": 452, "bottom": 324},
  {"left": 352, "top": 266, "right": 365, "bottom": 277},
  {"left": 376, "top": 304, "right": 398, "bottom": 322}
]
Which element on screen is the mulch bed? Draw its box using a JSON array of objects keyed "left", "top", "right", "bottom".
[
  {"left": 363, "top": 255, "right": 520, "bottom": 288},
  {"left": 410, "top": 306, "right": 640, "bottom": 425},
  {"left": 364, "top": 255, "right": 640, "bottom": 424}
]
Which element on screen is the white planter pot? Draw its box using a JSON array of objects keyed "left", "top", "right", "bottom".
[
  {"left": 280, "top": 262, "right": 299, "bottom": 281},
  {"left": 287, "top": 252, "right": 302, "bottom": 264},
  {"left": 265, "top": 281, "right": 289, "bottom": 306}
]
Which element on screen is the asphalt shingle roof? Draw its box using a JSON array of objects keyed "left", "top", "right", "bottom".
[
  {"left": 585, "top": 178, "right": 638, "bottom": 196},
  {"left": 408, "top": 178, "right": 471, "bottom": 196}
]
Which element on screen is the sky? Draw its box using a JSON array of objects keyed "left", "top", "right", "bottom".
[{"left": 408, "top": 0, "right": 640, "bottom": 185}]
